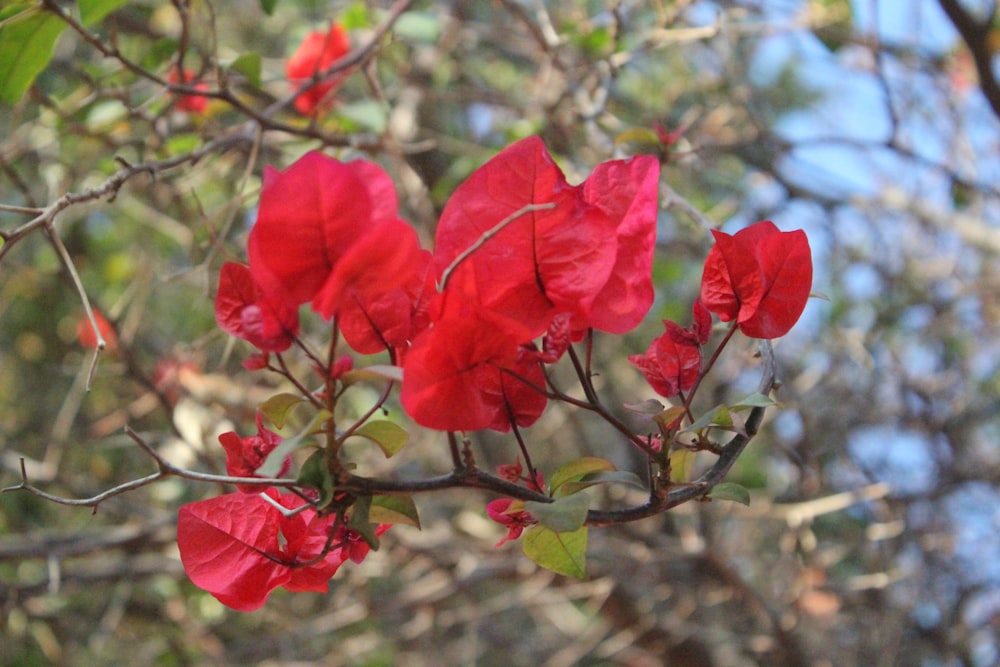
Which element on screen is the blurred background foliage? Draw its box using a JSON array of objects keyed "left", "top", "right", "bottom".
[{"left": 2, "top": 0, "right": 999, "bottom": 665}]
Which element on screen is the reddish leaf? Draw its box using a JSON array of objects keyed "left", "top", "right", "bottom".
[
  {"left": 177, "top": 491, "right": 289, "bottom": 612},
  {"left": 739, "top": 226, "right": 812, "bottom": 339},
  {"left": 400, "top": 295, "right": 533, "bottom": 431},
  {"left": 580, "top": 155, "right": 661, "bottom": 334},
  {"left": 215, "top": 262, "right": 297, "bottom": 352},
  {"left": 629, "top": 326, "right": 702, "bottom": 399},
  {"left": 433, "top": 136, "right": 618, "bottom": 337},
  {"left": 699, "top": 221, "right": 812, "bottom": 339},
  {"left": 286, "top": 24, "right": 351, "bottom": 116},
  {"left": 247, "top": 152, "right": 395, "bottom": 312},
  {"left": 313, "top": 218, "right": 431, "bottom": 354},
  {"left": 218, "top": 412, "right": 291, "bottom": 492}
]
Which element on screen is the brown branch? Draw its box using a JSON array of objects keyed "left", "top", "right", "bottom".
[{"left": 937, "top": 0, "right": 1000, "bottom": 121}]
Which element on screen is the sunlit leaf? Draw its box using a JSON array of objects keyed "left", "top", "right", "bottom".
[
  {"left": 525, "top": 493, "right": 590, "bottom": 533},
  {"left": 256, "top": 409, "right": 330, "bottom": 477},
  {"left": 708, "top": 482, "right": 751, "bottom": 506},
  {"left": 259, "top": 392, "right": 304, "bottom": 430},
  {"left": 558, "top": 470, "right": 645, "bottom": 496},
  {"left": 78, "top": 0, "right": 129, "bottom": 26},
  {"left": 340, "top": 364, "right": 404, "bottom": 385},
  {"left": 548, "top": 456, "right": 616, "bottom": 497},
  {"left": 669, "top": 448, "right": 696, "bottom": 483},
  {"left": 228, "top": 52, "right": 261, "bottom": 89},
  {"left": 0, "top": 4, "right": 66, "bottom": 105},
  {"left": 349, "top": 420, "right": 409, "bottom": 458},
  {"left": 370, "top": 495, "right": 421, "bottom": 529},
  {"left": 522, "top": 525, "right": 587, "bottom": 579}
]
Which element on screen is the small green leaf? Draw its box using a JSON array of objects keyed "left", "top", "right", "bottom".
[
  {"left": 349, "top": 420, "right": 409, "bottom": 458},
  {"left": 654, "top": 405, "right": 687, "bottom": 431},
  {"left": 623, "top": 398, "right": 665, "bottom": 415},
  {"left": 296, "top": 449, "right": 335, "bottom": 509},
  {"left": 370, "top": 494, "right": 420, "bottom": 529},
  {"left": 256, "top": 409, "right": 330, "bottom": 477},
  {"left": 0, "top": 5, "right": 67, "bottom": 105},
  {"left": 341, "top": 364, "right": 403, "bottom": 386},
  {"left": 259, "top": 392, "right": 304, "bottom": 429},
  {"left": 682, "top": 404, "right": 729, "bottom": 433},
  {"left": 337, "top": 99, "right": 388, "bottom": 134},
  {"left": 549, "top": 457, "right": 616, "bottom": 497},
  {"left": 259, "top": 0, "right": 277, "bottom": 15},
  {"left": 731, "top": 392, "right": 778, "bottom": 410},
  {"left": 524, "top": 492, "right": 590, "bottom": 533},
  {"left": 228, "top": 52, "right": 261, "bottom": 89},
  {"left": 394, "top": 11, "right": 441, "bottom": 44},
  {"left": 78, "top": 0, "right": 129, "bottom": 26},
  {"left": 348, "top": 495, "right": 381, "bottom": 549},
  {"left": 708, "top": 482, "right": 751, "bottom": 506},
  {"left": 669, "top": 448, "right": 696, "bottom": 483},
  {"left": 558, "top": 470, "right": 645, "bottom": 496},
  {"left": 340, "top": 2, "right": 371, "bottom": 30},
  {"left": 522, "top": 525, "right": 587, "bottom": 579}
]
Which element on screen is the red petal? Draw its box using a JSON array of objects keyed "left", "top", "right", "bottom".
[
  {"left": 247, "top": 152, "right": 375, "bottom": 308},
  {"left": 401, "top": 296, "right": 532, "bottom": 431},
  {"left": 738, "top": 226, "right": 812, "bottom": 338},
  {"left": 433, "top": 136, "right": 618, "bottom": 336},
  {"left": 700, "top": 228, "right": 765, "bottom": 323},
  {"left": 581, "top": 155, "right": 661, "bottom": 333},
  {"left": 215, "top": 262, "right": 296, "bottom": 352}
]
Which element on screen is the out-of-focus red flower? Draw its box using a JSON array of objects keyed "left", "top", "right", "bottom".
[
  {"left": 286, "top": 24, "right": 351, "bottom": 116},
  {"left": 76, "top": 309, "right": 117, "bottom": 351},
  {"left": 167, "top": 68, "right": 209, "bottom": 113}
]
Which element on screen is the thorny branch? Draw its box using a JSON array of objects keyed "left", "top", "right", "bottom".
[{"left": 3, "top": 343, "right": 776, "bottom": 527}]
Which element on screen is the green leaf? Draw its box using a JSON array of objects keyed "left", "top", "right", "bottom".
[
  {"left": 347, "top": 495, "right": 381, "bottom": 550},
  {"left": 337, "top": 99, "right": 388, "bottom": 134},
  {"left": 0, "top": 4, "right": 67, "bottom": 105},
  {"left": 259, "top": 392, "right": 304, "bottom": 429},
  {"left": 370, "top": 494, "right": 420, "bottom": 529},
  {"left": 259, "top": 0, "right": 277, "bottom": 15},
  {"left": 557, "top": 470, "right": 645, "bottom": 496},
  {"left": 682, "top": 404, "right": 730, "bottom": 433},
  {"left": 731, "top": 392, "right": 778, "bottom": 410},
  {"left": 669, "top": 448, "right": 696, "bottom": 483},
  {"left": 78, "top": 0, "right": 129, "bottom": 26},
  {"left": 340, "top": 2, "right": 371, "bottom": 30},
  {"left": 522, "top": 525, "right": 587, "bottom": 579},
  {"left": 256, "top": 409, "right": 330, "bottom": 477},
  {"left": 707, "top": 482, "right": 751, "bottom": 506},
  {"left": 341, "top": 364, "right": 403, "bottom": 386},
  {"left": 227, "top": 52, "right": 261, "bottom": 89},
  {"left": 654, "top": 405, "right": 687, "bottom": 431},
  {"left": 394, "top": 11, "right": 441, "bottom": 44},
  {"left": 623, "top": 398, "right": 665, "bottom": 415},
  {"left": 524, "top": 492, "right": 590, "bottom": 533},
  {"left": 549, "top": 457, "right": 616, "bottom": 497},
  {"left": 296, "top": 449, "right": 335, "bottom": 509},
  {"left": 349, "top": 420, "right": 409, "bottom": 458}
]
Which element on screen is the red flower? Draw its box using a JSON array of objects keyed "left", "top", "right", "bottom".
[
  {"left": 700, "top": 220, "right": 812, "bottom": 339},
  {"left": 76, "top": 309, "right": 117, "bottom": 351},
  {"left": 629, "top": 322, "right": 702, "bottom": 399},
  {"left": 167, "top": 68, "right": 209, "bottom": 114},
  {"left": 401, "top": 294, "right": 543, "bottom": 432},
  {"left": 246, "top": 151, "right": 427, "bottom": 356},
  {"left": 215, "top": 261, "right": 299, "bottom": 352},
  {"left": 433, "top": 136, "right": 660, "bottom": 339},
  {"left": 486, "top": 498, "right": 537, "bottom": 547},
  {"left": 286, "top": 24, "right": 351, "bottom": 116},
  {"left": 177, "top": 490, "right": 390, "bottom": 611},
  {"left": 217, "top": 412, "right": 291, "bottom": 492}
]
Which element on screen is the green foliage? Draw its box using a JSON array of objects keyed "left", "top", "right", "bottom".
[
  {"left": 522, "top": 525, "right": 588, "bottom": 579},
  {"left": 0, "top": 4, "right": 66, "bottom": 104},
  {"left": 350, "top": 420, "right": 409, "bottom": 458}
]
